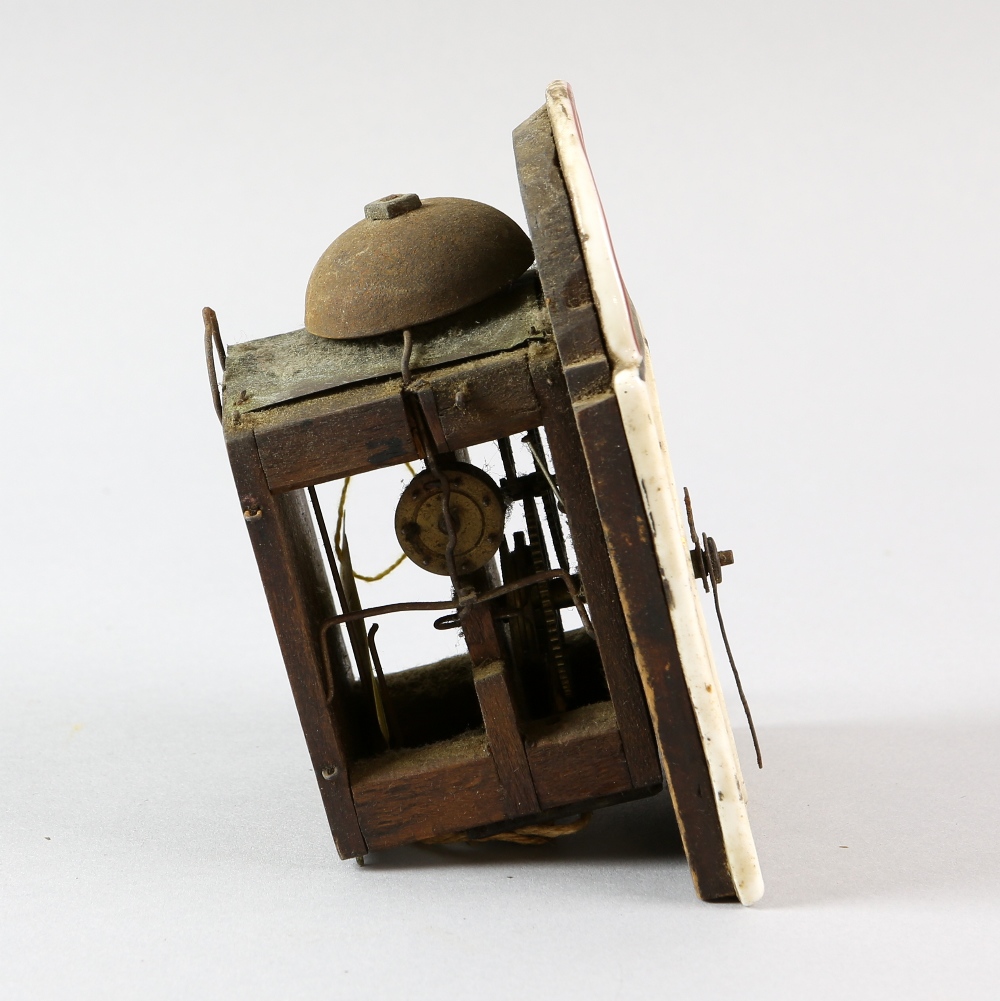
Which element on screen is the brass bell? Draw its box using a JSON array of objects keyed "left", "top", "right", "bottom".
[{"left": 304, "top": 194, "right": 535, "bottom": 339}]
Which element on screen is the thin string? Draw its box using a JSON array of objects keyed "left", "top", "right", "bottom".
[{"left": 332, "top": 464, "right": 416, "bottom": 583}]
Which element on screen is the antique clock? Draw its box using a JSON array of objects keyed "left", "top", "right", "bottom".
[{"left": 204, "top": 81, "right": 764, "bottom": 904}]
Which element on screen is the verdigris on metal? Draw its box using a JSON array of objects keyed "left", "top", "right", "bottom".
[{"left": 224, "top": 270, "right": 549, "bottom": 414}]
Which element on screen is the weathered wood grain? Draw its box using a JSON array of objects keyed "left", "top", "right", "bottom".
[
  {"left": 524, "top": 701, "right": 634, "bottom": 809},
  {"left": 351, "top": 730, "right": 507, "bottom": 849},
  {"left": 514, "top": 104, "right": 738, "bottom": 900},
  {"left": 528, "top": 341, "right": 662, "bottom": 790},
  {"left": 472, "top": 660, "right": 540, "bottom": 817},
  {"left": 430, "top": 349, "right": 543, "bottom": 452},
  {"left": 350, "top": 700, "right": 648, "bottom": 851},
  {"left": 224, "top": 430, "right": 367, "bottom": 859},
  {"left": 254, "top": 380, "right": 417, "bottom": 492},
  {"left": 248, "top": 348, "right": 543, "bottom": 492}
]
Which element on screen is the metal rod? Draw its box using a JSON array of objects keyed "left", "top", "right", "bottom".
[
  {"left": 439, "top": 470, "right": 461, "bottom": 586},
  {"left": 525, "top": 430, "right": 569, "bottom": 571},
  {"left": 401, "top": 328, "right": 413, "bottom": 387},
  {"left": 203, "top": 307, "right": 225, "bottom": 423},
  {"left": 420, "top": 444, "right": 463, "bottom": 594},
  {"left": 488, "top": 568, "right": 596, "bottom": 639},
  {"left": 323, "top": 599, "right": 459, "bottom": 629},
  {"left": 307, "top": 486, "right": 374, "bottom": 702},
  {"left": 318, "top": 568, "right": 594, "bottom": 638},
  {"left": 367, "top": 623, "right": 402, "bottom": 747},
  {"left": 523, "top": 432, "right": 565, "bottom": 512},
  {"left": 707, "top": 544, "right": 763, "bottom": 769},
  {"left": 399, "top": 340, "right": 463, "bottom": 596},
  {"left": 336, "top": 528, "right": 376, "bottom": 684}
]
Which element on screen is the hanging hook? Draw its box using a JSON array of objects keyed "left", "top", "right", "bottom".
[{"left": 203, "top": 306, "right": 226, "bottom": 423}]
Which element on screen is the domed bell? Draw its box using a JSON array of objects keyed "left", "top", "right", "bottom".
[{"left": 304, "top": 194, "right": 535, "bottom": 339}]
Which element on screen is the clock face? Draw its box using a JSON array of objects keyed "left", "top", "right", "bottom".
[{"left": 544, "top": 80, "right": 763, "bottom": 905}]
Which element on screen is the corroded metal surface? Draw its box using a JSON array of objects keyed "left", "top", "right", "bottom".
[
  {"left": 394, "top": 463, "right": 505, "bottom": 576},
  {"left": 224, "top": 270, "right": 548, "bottom": 414},
  {"left": 305, "top": 196, "right": 535, "bottom": 339},
  {"left": 364, "top": 192, "right": 422, "bottom": 220}
]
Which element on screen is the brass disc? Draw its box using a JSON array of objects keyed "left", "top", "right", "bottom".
[{"left": 394, "top": 463, "right": 505, "bottom": 576}]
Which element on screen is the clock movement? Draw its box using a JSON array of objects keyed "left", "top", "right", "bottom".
[{"left": 204, "top": 81, "right": 763, "bottom": 904}]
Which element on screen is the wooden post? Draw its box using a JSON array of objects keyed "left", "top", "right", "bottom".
[
  {"left": 528, "top": 343, "right": 662, "bottom": 791},
  {"left": 461, "top": 586, "right": 540, "bottom": 819},
  {"left": 225, "top": 430, "right": 368, "bottom": 859}
]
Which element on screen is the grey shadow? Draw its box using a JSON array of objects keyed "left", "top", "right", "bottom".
[
  {"left": 30, "top": 697, "right": 996, "bottom": 908},
  {"left": 367, "top": 790, "right": 686, "bottom": 871},
  {"left": 367, "top": 715, "right": 1000, "bottom": 910},
  {"left": 750, "top": 716, "right": 1000, "bottom": 907}
]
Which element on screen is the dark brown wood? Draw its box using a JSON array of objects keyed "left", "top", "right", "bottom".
[
  {"left": 460, "top": 582, "right": 540, "bottom": 819},
  {"left": 514, "top": 104, "right": 738, "bottom": 900},
  {"left": 248, "top": 347, "right": 543, "bottom": 493},
  {"left": 213, "top": 103, "right": 736, "bottom": 889},
  {"left": 224, "top": 430, "right": 368, "bottom": 858},
  {"left": 460, "top": 595, "right": 504, "bottom": 662},
  {"left": 382, "top": 651, "right": 482, "bottom": 749},
  {"left": 562, "top": 354, "right": 613, "bottom": 401},
  {"left": 524, "top": 701, "right": 635, "bottom": 810},
  {"left": 253, "top": 378, "right": 417, "bottom": 491},
  {"left": 416, "top": 386, "right": 450, "bottom": 452},
  {"left": 430, "top": 350, "right": 543, "bottom": 452},
  {"left": 528, "top": 341, "right": 662, "bottom": 790},
  {"left": 462, "top": 785, "right": 660, "bottom": 841},
  {"left": 576, "top": 397, "right": 735, "bottom": 900},
  {"left": 472, "top": 660, "right": 540, "bottom": 816},
  {"left": 351, "top": 731, "right": 507, "bottom": 849},
  {"left": 350, "top": 699, "right": 644, "bottom": 850}
]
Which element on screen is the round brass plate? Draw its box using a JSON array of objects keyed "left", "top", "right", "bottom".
[{"left": 394, "top": 463, "right": 505, "bottom": 576}]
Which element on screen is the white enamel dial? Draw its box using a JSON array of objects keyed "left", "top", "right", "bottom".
[{"left": 546, "top": 79, "right": 763, "bottom": 905}]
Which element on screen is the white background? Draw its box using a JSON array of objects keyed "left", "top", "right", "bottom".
[{"left": 2, "top": 1, "right": 998, "bottom": 997}]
